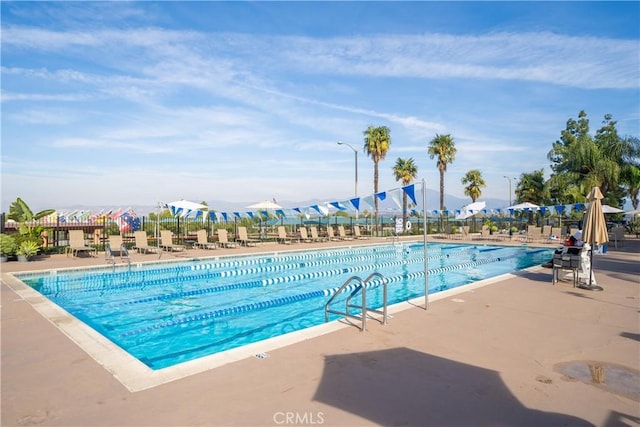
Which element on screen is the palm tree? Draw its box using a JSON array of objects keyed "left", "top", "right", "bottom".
[
  {"left": 363, "top": 125, "right": 392, "bottom": 224},
  {"left": 427, "top": 134, "right": 456, "bottom": 230},
  {"left": 515, "top": 169, "right": 548, "bottom": 225},
  {"left": 392, "top": 157, "right": 418, "bottom": 231},
  {"left": 461, "top": 169, "right": 485, "bottom": 202}
]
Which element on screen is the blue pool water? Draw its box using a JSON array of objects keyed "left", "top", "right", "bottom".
[{"left": 19, "top": 242, "right": 552, "bottom": 370}]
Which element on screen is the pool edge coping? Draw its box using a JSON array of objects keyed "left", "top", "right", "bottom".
[{"left": 2, "top": 250, "right": 545, "bottom": 392}]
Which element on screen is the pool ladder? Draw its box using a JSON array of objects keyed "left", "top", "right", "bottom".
[
  {"left": 105, "top": 243, "right": 131, "bottom": 266},
  {"left": 324, "top": 272, "right": 388, "bottom": 332}
]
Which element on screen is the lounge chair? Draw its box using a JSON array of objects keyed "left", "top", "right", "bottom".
[
  {"left": 236, "top": 226, "right": 259, "bottom": 247},
  {"left": 66, "top": 229, "right": 97, "bottom": 258},
  {"left": 353, "top": 225, "right": 369, "bottom": 240},
  {"left": 194, "top": 229, "right": 217, "bottom": 250},
  {"left": 548, "top": 227, "right": 563, "bottom": 243},
  {"left": 337, "top": 225, "right": 354, "bottom": 240},
  {"left": 526, "top": 225, "right": 542, "bottom": 243},
  {"left": 326, "top": 226, "right": 340, "bottom": 241},
  {"left": 298, "top": 227, "right": 313, "bottom": 243},
  {"left": 216, "top": 229, "right": 237, "bottom": 248},
  {"left": 160, "top": 230, "right": 186, "bottom": 252},
  {"left": 277, "top": 226, "right": 293, "bottom": 244},
  {"left": 133, "top": 231, "right": 161, "bottom": 254},
  {"left": 610, "top": 226, "right": 625, "bottom": 248},
  {"left": 309, "top": 226, "right": 326, "bottom": 242},
  {"left": 478, "top": 225, "right": 491, "bottom": 240},
  {"left": 456, "top": 226, "right": 470, "bottom": 240}
]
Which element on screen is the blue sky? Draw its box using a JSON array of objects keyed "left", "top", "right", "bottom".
[{"left": 2, "top": 1, "right": 639, "bottom": 213}]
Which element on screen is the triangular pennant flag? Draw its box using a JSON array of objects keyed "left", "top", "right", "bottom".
[
  {"left": 293, "top": 207, "right": 301, "bottom": 213},
  {"left": 276, "top": 209, "right": 286, "bottom": 217},
  {"left": 555, "top": 205, "right": 565, "bottom": 214},
  {"left": 540, "top": 206, "right": 548, "bottom": 215},
  {"left": 247, "top": 212, "right": 254, "bottom": 220},
  {"left": 374, "top": 191, "right": 387, "bottom": 201},
  {"left": 234, "top": 212, "right": 242, "bottom": 219},
  {"left": 388, "top": 188, "right": 403, "bottom": 209},
  {"left": 402, "top": 184, "right": 417, "bottom": 205},
  {"left": 360, "top": 195, "right": 375, "bottom": 209},
  {"left": 329, "top": 202, "right": 347, "bottom": 211},
  {"left": 350, "top": 197, "right": 360, "bottom": 211},
  {"left": 221, "top": 212, "right": 228, "bottom": 222}
]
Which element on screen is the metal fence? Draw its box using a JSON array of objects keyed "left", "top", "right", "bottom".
[{"left": 1, "top": 211, "right": 526, "bottom": 252}]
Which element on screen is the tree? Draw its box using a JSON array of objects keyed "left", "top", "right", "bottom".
[
  {"left": 515, "top": 169, "right": 548, "bottom": 225},
  {"left": 547, "top": 111, "right": 633, "bottom": 206},
  {"left": 461, "top": 169, "right": 485, "bottom": 202},
  {"left": 392, "top": 157, "right": 418, "bottom": 231},
  {"left": 427, "top": 133, "right": 456, "bottom": 230},
  {"left": 363, "top": 125, "right": 392, "bottom": 223},
  {"left": 515, "top": 169, "right": 548, "bottom": 204},
  {"left": 620, "top": 136, "right": 640, "bottom": 209}
]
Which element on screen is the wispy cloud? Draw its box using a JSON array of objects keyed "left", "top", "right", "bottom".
[{"left": 1, "top": 2, "right": 637, "bottom": 211}]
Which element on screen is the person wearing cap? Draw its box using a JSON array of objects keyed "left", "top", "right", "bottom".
[
  {"left": 565, "top": 230, "right": 583, "bottom": 248},
  {"left": 542, "top": 230, "right": 583, "bottom": 268}
]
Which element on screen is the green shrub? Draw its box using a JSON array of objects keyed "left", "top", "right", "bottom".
[
  {"left": 0, "top": 233, "right": 17, "bottom": 256},
  {"left": 17, "top": 240, "right": 39, "bottom": 258}
]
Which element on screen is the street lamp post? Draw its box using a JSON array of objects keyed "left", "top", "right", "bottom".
[
  {"left": 338, "top": 141, "right": 358, "bottom": 219},
  {"left": 503, "top": 176, "right": 513, "bottom": 206},
  {"left": 504, "top": 176, "right": 514, "bottom": 237}
]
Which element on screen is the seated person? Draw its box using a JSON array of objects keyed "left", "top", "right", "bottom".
[{"left": 542, "top": 231, "right": 583, "bottom": 267}]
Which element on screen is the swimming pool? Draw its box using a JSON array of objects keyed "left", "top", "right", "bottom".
[{"left": 18, "top": 242, "right": 552, "bottom": 370}]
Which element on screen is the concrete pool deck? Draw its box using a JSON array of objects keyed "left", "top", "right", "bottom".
[{"left": 2, "top": 235, "right": 639, "bottom": 426}]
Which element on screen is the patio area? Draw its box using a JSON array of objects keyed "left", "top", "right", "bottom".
[{"left": 2, "top": 236, "right": 639, "bottom": 426}]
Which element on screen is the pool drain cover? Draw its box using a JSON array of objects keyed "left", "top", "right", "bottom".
[{"left": 555, "top": 360, "right": 640, "bottom": 401}]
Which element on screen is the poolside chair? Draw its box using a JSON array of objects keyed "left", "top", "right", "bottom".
[
  {"left": 479, "top": 225, "right": 491, "bottom": 240},
  {"left": 236, "top": 226, "right": 259, "bottom": 247},
  {"left": 309, "top": 226, "right": 326, "bottom": 242},
  {"left": 326, "top": 226, "right": 340, "bottom": 241},
  {"left": 133, "top": 231, "right": 161, "bottom": 254},
  {"left": 610, "top": 226, "right": 625, "bottom": 248},
  {"left": 549, "top": 227, "right": 563, "bottom": 242},
  {"left": 526, "top": 225, "right": 542, "bottom": 243},
  {"left": 66, "top": 230, "right": 97, "bottom": 258},
  {"left": 216, "top": 229, "right": 237, "bottom": 248},
  {"left": 298, "top": 226, "right": 313, "bottom": 243},
  {"left": 337, "top": 225, "right": 354, "bottom": 241},
  {"left": 277, "top": 226, "right": 293, "bottom": 244},
  {"left": 194, "top": 229, "right": 217, "bottom": 250},
  {"left": 160, "top": 230, "right": 186, "bottom": 252},
  {"left": 353, "top": 225, "right": 369, "bottom": 240},
  {"left": 105, "top": 234, "right": 130, "bottom": 264},
  {"left": 444, "top": 224, "right": 453, "bottom": 240},
  {"left": 459, "top": 226, "right": 470, "bottom": 240}
]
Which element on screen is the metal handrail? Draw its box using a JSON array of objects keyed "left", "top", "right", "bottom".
[
  {"left": 354, "top": 272, "right": 387, "bottom": 326},
  {"left": 324, "top": 273, "right": 388, "bottom": 332},
  {"left": 105, "top": 243, "right": 131, "bottom": 266}
]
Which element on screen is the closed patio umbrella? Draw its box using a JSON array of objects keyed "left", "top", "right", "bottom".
[{"left": 580, "top": 187, "right": 608, "bottom": 291}]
